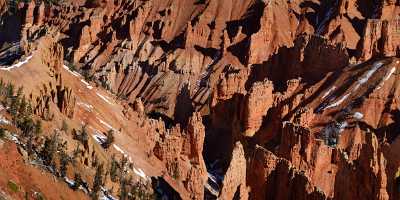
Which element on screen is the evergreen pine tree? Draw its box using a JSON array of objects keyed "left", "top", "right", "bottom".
[
  {"left": 6, "top": 82, "right": 14, "bottom": 99},
  {"left": 92, "top": 163, "right": 104, "bottom": 200},
  {"left": 103, "top": 129, "right": 114, "bottom": 149},
  {"left": 110, "top": 154, "right": 119, "bottom": 182},
  {"left": 34, "top": 120, "right": 42, "bottom": 136},
  {"left": 0, "top": 79, "right": 4, "bottom": 96},
  {"left": 41, "top": 133, "right": 59, "bottom": 166},
  {"left": 72, "top": 173, "right": 83, "bottom": 190},
  {"left": 59, "top": 150, "right": 70, "bottom": 177},
  {"left": 119, "top": 177, "right": 129, "bottom": 200}
]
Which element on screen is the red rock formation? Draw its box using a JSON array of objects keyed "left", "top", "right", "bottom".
[
  {"left": 153, "top": 112, "right": 207, "bottom": 199},
  {"left": 249, "top": 145, "right": 327, "bottom": 200},
  {"left": 5, "top": 0, "right": 400, "bottom": 199},
  {"left": 242, "top": 80, "right": 274, "bottom": 137},
  {"left": 219, "top": 142, "right": 248, "bottom": 200},
  {"left": 36, "top": 2, "right": 46, "bottom": 26},
  {"left": 25, "top": 1, "right": 36, "bottom": 26},
  {"left": 0, "top": 0, "right": 6, "bottom": 16},
  {"left": 248, "top": 0, "right": 296, "bottom": 64},
  {"left": 32, "top": 37, "right": 76, "bottom": 118}
]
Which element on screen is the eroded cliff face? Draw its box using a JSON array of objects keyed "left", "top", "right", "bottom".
[
  {"left": 0, "top": 0, "right": 6, "bottom": 17},
  {"left": 3, "top": 0, "right": 400, "bottom": 199},
  {"left": 29, "top": 37, "right": 76, "bottom": 119},
  {"left": 151, "top": 112, "right": 208, "bottom": 199}
]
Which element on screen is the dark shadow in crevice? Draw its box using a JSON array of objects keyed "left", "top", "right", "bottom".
[
  {"left": 147, "top": 111, "right": 175, "bottom": 129},
  {"left": 226, "top": 37, "right": 250, "bottom": 65},
  {"left": 152, "top": 177, "right": 182, "bottom": 200},
  {"left": 174, "top": 84, "right": 194, "bottom": 127},
  {"left": 225, "top": 0, "right": 265, "bottom": 38},
  {"left": 194, "top": 45, "right": 218, "bottom": 58}
]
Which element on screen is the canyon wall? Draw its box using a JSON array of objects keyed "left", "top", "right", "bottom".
[{"left": 4, "top": 0, "right": 400, "bottom": 199}]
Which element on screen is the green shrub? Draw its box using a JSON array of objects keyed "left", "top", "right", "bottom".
[
  {"left": 67, "top": 63, "right": 76, "bottom": 71},
  {"left": 103, "top": 129, "right": 114, "bottom": 149},
  {"left": 7, "top": 180, "right": 19, "bottom": 192},
  {"left": 0, "top": 128, "right": 5, "bottom": 139},
  {"left": 92, "top": 163, "right": 104, "bottom": 200},
  {"left": 35, "top": 192, "right": 46, "bottom": 200}
]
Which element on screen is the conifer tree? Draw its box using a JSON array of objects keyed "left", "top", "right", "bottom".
[
  {"left": 59, "top": 149, "right": 70, "bottom": 177},
  {"left": 103, "top": 129, "right": 114, "bottom": 149},
  {"left": 110, "top": 154, "right": 119, "bottom": 182},
  {"left": 92, "top": 163, "right": 104, "bottom": 200},
  {"left": 72, "top": 173, "right": 83, "bottom": 190}
]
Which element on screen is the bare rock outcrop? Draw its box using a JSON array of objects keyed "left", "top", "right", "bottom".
[
  {"left": 153, "top": 112, "right": 207, "bottom": 199},
  {"left": 360, "top": 19, "right": 400, "bottom": 61},
  {"left": 248, "top": 0, "right": 296, "bottom": 64},
  {"left": 219, "top": 142, "right": 248, "bottom": 200},
  {"left": 32, "top": 37, "right": 76, "bottom": 118},
  {"left": 248, "top": 145, "right": 327, "bottom": 200},
  {"left": 242, "top": 80, "right": 274, "bottom": 137},
  {"left": 0, "top": 0, "right": 6, "bottom": 17},
  {"left": 5, "top": 0, "right": 400, "bottom": 199}
]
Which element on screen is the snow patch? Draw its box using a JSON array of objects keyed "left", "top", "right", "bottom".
[
  {"left": 208, "top": 173, "right": 218, "bottom": 184},
  {"left": 96, "top": 93, "right": 113, "bottom": 105},
  {"left": 133, "top": 168, "right": 147, "bottom": 179},
  {"left": 383, "top": 67, "right": 396, "bottom": 81},
  {"left": 92, "top": 134, "right": 107, "bottom": 144},
  {"left": 0, "top": 116, "right": 11, "bottom": 125},
  {"left": 98, "top": 118, "right": 116, "bottom": 131},
  {"left": 113, "top": 144, "right": 133, "bottom": 163},
  {"left": 353, "top": 112, "right": 364, "bottom": 120},
  {"left": 80, "top": 79, "right": 93, "bottom": 90},
  {"left": 0, "top": 55, "right": 33, "bottom": 71},
  {"left": 113, "top": 144, "right": 125, "bottom": 155},
  {"left": 112, "top": 145, "right": 148, "bottom": 180},
  {"left": 338, "top": 121, "right": 348, "bottom": 133},
  {"left": 377, "top": 67, "right": 396, "bottom": 89},
  {"left": 77, "top": 101, "right": 93, "bottom": 111},
  {"left": 10, "top": 134, "right": 19, "bottom": 143},
  {"left": 101, "top": 195, "right": 118, "bottom": 200},
  {"left": 323, "top": 61, "right": 384, "bottom": 110},
  {"left": 325, "top": 94, "right": 350, "bottom": 109},
  {"left": 63, "top": 65, "right": 81, "bottom": 77},
  {"left": 353, "top": 61, "right": 384, "bottom": 91},
  {"left": 64, "top": 177, "right": 75, "bottom": 186},
  {"left": 322, "top": 86, "right": 336, "bottom": 99}
]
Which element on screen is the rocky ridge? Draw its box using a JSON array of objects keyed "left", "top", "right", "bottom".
[{"left": 2, "top": 0, "right": 400, "bottom": 199}]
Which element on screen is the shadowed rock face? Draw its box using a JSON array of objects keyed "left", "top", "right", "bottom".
[
  {"left": 4, "top": 0, "right": 400, "bottom": 199},
  {"left": 0, "top": 0, "right": 6, "bottom": 16}
]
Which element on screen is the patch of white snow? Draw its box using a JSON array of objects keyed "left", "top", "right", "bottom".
[
  {"left": 353, "top": 112, "right": 364, "bottom": 120},
  {"left": 383, "top": 67, "right": 396, "bottom": 81},
  {"left": 0, "top": 55, "right": 33, "bottom": 71},
  {"left": 98, "top": 118, "right": 116, "bottom": 131},
  {"left": 353, "top": 61, "right": 384, "bottom": 91},
  {"left": 322, "top": 86, "right": 336, "bottom": 99},
  {"left": 0, "top": 116, "right": 11, "bottom": 125},
  {"left": 113, "top": 144, "right": 126, "bottom": 155},
  {"left": 133, "top": 168, "right": 147, "bottom": 179},
  {"left": 64, "top": 177, "right": 75, "bottom": 186},
  {"left": 325, "top": 94, "right": 350, "bottom": 109},
  {"left": 63, "top": 65, "right": 81, "bottom": 77},
  {"left": 77, "top": 101, "right": 93, "bottom": 111},
  {"left": 92, "top": 134, "right": 106, "bottom": 144},
  {"left": 81, "top": 79, "right": 93, "bottom": 90},
  {"left": 96, "top": 93, "right": 113, "bottom": 105}
]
